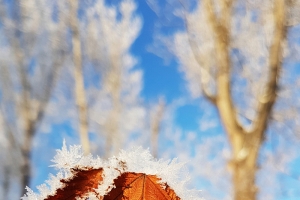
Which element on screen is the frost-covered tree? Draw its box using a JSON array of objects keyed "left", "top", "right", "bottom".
[
  {"left": 148, "top": 0, "right": 300, "bottom": 199},
  {"left": 80, "top": 0, "right": 145, "bottom": 157},
  {"left": 0, "top": 0, "right": 67, "bottom": 198},
  {"left": 0, "top": 0, "right": 145, "bottom": 198},
  {"left": 46, "top": 0, "right": 145, "bottom": 156}
]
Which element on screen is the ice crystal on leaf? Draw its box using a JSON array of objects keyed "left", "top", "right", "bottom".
[
  {"left": 22, "top": 143, "right": 202, "bottom": 200},
  {"left": 51, "top": 140, "right": 103, "bottom": 170}
]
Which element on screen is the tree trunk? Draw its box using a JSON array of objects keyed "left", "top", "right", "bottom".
[
  {"left": 228, "top": 131, "right": 262, "bottom": 200},
  {"left": 70, "top": 0, "right": 90, "bottom": 155},
  {"left": 21, "top": 148, "right": 32, "bottom": 196},
  {"left": 231, "top": 145, "right": 259, "bottom": 200},
  {"left": 150, "top": 98, "right": 164, "bottom": 158},
  {"left": 233, "top": 160, "right": 257, "bottom": 200},
  {"left": 20, "top": 122, "right": 34, "bottom": 196}
]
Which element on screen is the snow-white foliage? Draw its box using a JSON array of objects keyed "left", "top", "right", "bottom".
[
  {"left": 22, "top": 142, "right": 203, "bottom": 200},
  {"left": 169, "top": 0, "right": 300, "bottom": 127},
  {"left": 79, "top": 0, "right": 146, "bottom": 155}
]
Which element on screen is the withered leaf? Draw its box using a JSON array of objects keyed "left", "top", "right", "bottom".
[
  {"left": 45, "top": 167, "right": 103, "bottom": 200},
  {"left": 103, "top": 172, "right": 181, "bottom": 200}
]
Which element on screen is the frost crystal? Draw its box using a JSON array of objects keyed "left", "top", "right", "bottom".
[{"left": 22, "top": 143, "right": 202, "bottom": 200}]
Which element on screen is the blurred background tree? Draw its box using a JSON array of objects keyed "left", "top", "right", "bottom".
[
  {"left": 1, "top": 0, "right": 300, "bottom": 200},
  {"left": 0, "top": 0, "right": 148, "bottom": 198},
  {"left": 148, "top": 0, "right": 300, "bottom": 199},
  {"left": 0, "top": 0, "right": 67, "bottom": 197},
  {"left": 171, "top": 1, "right": 300, "bottom": 199}
]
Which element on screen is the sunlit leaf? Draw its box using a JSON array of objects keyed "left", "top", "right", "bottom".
[
  {"left": 45, "top": 167, "right": 103, "bottom": 200},
  {"left": 103, "top": 172, "right": 180, "bottom": 200}
]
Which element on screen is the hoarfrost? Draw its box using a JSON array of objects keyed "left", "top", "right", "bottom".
[{"left": 22, "top": 143, "right": 203, "bottom": 200}]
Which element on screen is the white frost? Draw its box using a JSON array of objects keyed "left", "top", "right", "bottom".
[{"left": 22, "top": 143, "right": 203, "bottom": 200}]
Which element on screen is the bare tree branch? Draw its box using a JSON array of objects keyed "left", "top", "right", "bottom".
[
  {"left": 250, "top": 0, "right": 287, "bottom": 136},
  {"left": 204, "top": 0, "right": 247, "bottom": 139},
  {"left": 179, "top": 0, "right": 217, "bottom": 105}
]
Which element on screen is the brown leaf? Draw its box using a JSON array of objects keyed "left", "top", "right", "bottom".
[
  {"left": 103, "top": 172, "right": 181, "bottom": 200},
  {"left": 45, "top": 167, "right": 103, "bottom": 200}
]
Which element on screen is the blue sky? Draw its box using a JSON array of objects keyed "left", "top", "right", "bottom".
[{"left": 131, "top": 0, "right": 185, "bottom": 103}]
